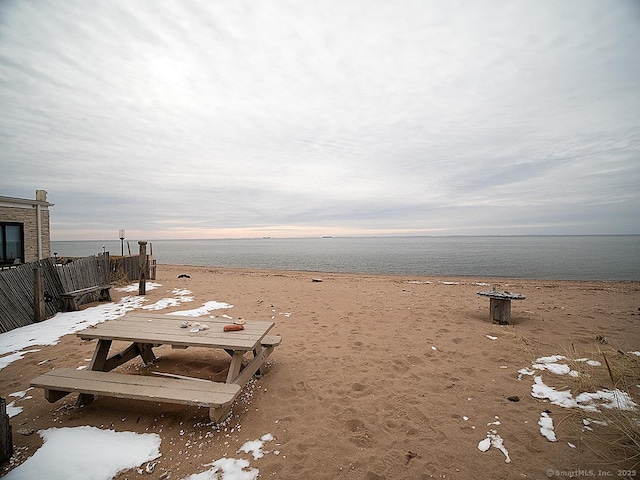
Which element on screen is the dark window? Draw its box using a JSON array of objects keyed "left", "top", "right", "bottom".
[{"left": 0, "top": 223, "right": 24, "bottom": 266}]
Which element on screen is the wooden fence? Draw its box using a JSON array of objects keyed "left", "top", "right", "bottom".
[
  {"left": 0, "top": 254, "right": 110, "bottom": 334},
  {"left": 109, "top": 254, "right": 155, "bottom": 284},
  {"left": 56, "top": 253, "right": 110, "bottom": 294}
]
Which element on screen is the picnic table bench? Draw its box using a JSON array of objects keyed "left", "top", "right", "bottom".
[
  {"left": 31, "top": 314, "right": 281, "bottom": 423},
  {"left": 477, "top": 290, "right": 526, "bottom": 325},
  {"left": 31, "top": 369, "right": 242, "bottom": 419},
  {"left": 60, "top": 284, "right": 112, "bottom": 311}
]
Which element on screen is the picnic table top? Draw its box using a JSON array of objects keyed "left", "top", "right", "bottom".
[
  {"left": 78, "top": 313, "right": 274, "bottom": 351},
  {"left": 477, "top": 290, "right": 526, "bottom": 300}
]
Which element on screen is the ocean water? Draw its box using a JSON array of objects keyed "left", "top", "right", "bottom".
[{"left": 51, "top": 236, "right": 640, "bottom": 281}]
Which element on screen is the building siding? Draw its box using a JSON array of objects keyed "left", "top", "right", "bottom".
[{"left": 0, "top": 191, "right": 53, "bottom": 263}]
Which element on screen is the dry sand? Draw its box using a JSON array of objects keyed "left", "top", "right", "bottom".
[{"left": 2, "top": 265, "right": 639, "bottom": 479}]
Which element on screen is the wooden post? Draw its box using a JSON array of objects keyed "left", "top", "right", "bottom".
[
  {"left": 490, "top": 298, "right": 511, "bottom": 325},
  {"left": 148, "top": 242, "right": 156, "bottom": 280},
  {"left": 0, "top": 398, "right": 12, "bottom": 465},
  {"left": 33, "top": 266, "right": 45, "bottom": 322},
  {"left": 138, "top": 241, "right": 147, "bottom": 295},
  {"left": 102, "top": 252, "right": 110, "bottom": 284}
]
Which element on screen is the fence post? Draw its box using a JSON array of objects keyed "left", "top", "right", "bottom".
[
  {"left": 138, "top": 241, "right": 147, "bottom": 295},
  {"left": 149, "top": 242, "right": 156, "bottom": 280},
  {"left": 103, "top": 252, "right": 110, "bottom": 284},
  {"left": 33, "top": 266, "right": 45, "bottom": 322},
  {"left": 0, "top": 398, "right": 12, "bottom": 464}
]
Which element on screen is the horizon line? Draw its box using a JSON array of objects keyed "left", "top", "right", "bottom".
[{"left": 51, "top": 233, "right": 640, "bottom": 242}]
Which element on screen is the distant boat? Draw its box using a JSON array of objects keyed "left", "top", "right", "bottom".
[
  {"left": 322, "top": 236, "right": 333, "bottom": 238},
  {"left": 262, "top": 236, "right": 272, "bottom": 239}
]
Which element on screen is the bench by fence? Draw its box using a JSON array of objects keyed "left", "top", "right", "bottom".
[
  {"left": 30, "top": 368, "right": 241, "bottom": 423},
  {"left": 0, "top": 243, "right": 160, "bottom": 333},
  {"left": 0, "top": 253, "right": 111, "bottom": 333},
  {"left": 60, "top": 284, "right": 112, "bottom": 311}
]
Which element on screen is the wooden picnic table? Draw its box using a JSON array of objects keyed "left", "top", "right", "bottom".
[
  {"left": 31, "top": 313, "right": 281, "bottom": 423},
  {"left": 477, "top": 290, "right": 526, "bottom": 325}
]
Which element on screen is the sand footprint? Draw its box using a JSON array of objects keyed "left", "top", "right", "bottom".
[
  {"left": 293, "top": 380, "right": 312, "bottom": 398},
  {"left": 345, "top": 418, "right": 373, "bottom": 447}
]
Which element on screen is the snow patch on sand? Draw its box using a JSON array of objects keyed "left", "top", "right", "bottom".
[{"left": 3, "top": 426, "right": 161, "bottom": 480}]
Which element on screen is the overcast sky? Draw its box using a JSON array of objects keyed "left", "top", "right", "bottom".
[{"left": 1, "top": 0, "right": 639, "bottom": 240}]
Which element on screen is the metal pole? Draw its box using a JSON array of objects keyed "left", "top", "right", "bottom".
[{"left": 119, "top": 229, "right": 125, "bottom": 256}]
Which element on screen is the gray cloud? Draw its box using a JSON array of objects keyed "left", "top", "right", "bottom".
[{"left": 1, "top": 0, "right": 639, "bottom": 239}]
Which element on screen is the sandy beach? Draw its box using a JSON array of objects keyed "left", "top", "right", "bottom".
[{"left": 2, "top": 264, "right": 639, "bottom": 479}]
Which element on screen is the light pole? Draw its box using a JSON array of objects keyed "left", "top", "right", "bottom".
[{"left": 119, "top": 229, "right": 125, "bottom": 256}]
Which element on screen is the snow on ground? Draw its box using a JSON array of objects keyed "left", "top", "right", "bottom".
[
  {"left": 0, "top": 349, "right": 40, "bottom": 370},
  {"left": 530, "top": 370, "right": 638, "bottom": 412},
  {"left": 522, "top": 353, "right": 638, "bottom": 412},
  {"left": 482, "top": 351, "right": 639, "bottom": 463},
  {"left": 167, "top": 301, "right": 234, "bottom": 317},
  {"left": 538, "top": 412, "right": 557, "bottom": 442},
  {"left": 5, "top": 389, "right": 33, "bottom": 418},
  {"left": 574, "top": 358, "right": 602, "bottom": 367},
  {"left": 238, "top": 433, "right": 275, "bottom": 460},
  {"left": 142, "top": 288, "right": 194, "bottom": 311},
  {"left": 3, "top": 426, "right": 161, "bottom": 480},
  {"left": 575, "top": 389, "right": 638, "bottom": 411},
  {"left": 5, "top": 400, "right": 22, "bottom": 418},
  {"left": 529, "top": 355, "right": 579, "bottom": 377},
  {"left": 476, "top": 415, "right": 512, "bottom": 463},
  {"left": 477, "top": 429, "right": 511, "bottom": 463},
  {"left": 184, "top": 458, "right": 258, "bottom": 480},
  {"left": 531, "top": 376, "right": 580, "bottom": 409},
  {"left": 522, "top": 351, "right": 638, "bottom": 446},
  {"left": 183, "top": 434, "right": 276, "bottom": 480}
]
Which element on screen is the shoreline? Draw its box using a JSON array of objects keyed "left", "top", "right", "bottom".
[
  {"left": 2, "top": 264, "right": 638, "bottom": 478},
  {"left": 157, "top": 263, "right": 640, "bottom": 285}
]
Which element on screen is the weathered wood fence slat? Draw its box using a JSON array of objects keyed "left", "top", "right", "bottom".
[
  {"left": 0, "top": 251, "right": 156, "bottom": 334},
  {"left": 0, "top": 258, "right": 63, "bottom": 333},
  {"left": 0, "top": 254, "right": 112, "bottom": 334},
  {"left": 110, "top": 254, "right": 154, "bottom": 284}
]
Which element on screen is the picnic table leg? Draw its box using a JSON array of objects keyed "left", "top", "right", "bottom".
[
  {"left": 137, "top": 343, "right": 156, "bottom": 365},
  {"left": 100, "top": 343, "right": 157, "bottom": 371},
  {"left": 209, "top": 405, "right": 232, "bottom": 424},
  {"left": 229, "top": 345, "right": 275, "bottom": 387},
  {"left": 226, "top": 351, "right": 245, "bottom": 384},
  {"left": 77, "top": 339, "right": 113, "bottom": 405},
  {"left": 88, "top": 339, "right": 113, "bottom": 371},
  {"left": 253, "top": 348, "right": 263, "bottom": 378}
]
